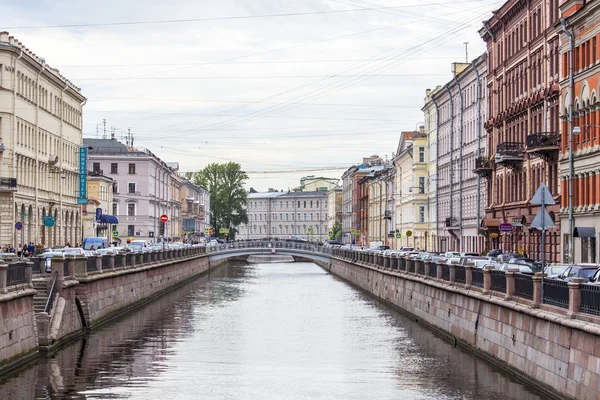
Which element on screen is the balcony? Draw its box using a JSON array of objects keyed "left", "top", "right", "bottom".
[
  {"left": 494, "top": 142, "right": 524, "bottom": 170},
  {"left": 445, "top": 217, "right": 458, "bottom": 228},
  {"left": 473, "top": 157, "right": 493, "bottom": 178},
  {"left": 526, "top": 132, "right": 559, "bottom": 161},
  {"left": 0, "top": 178, "right": 17, "bottom": 192}
]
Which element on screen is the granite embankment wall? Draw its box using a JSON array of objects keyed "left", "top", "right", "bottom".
[
  {"left": 0, "top": 287, "right": 37, "bottom": 372},
  {"left": 0, "top": 248, "right": 211, "bottom": 374},
  {"left": 323, "top": 256, "right": 600, "bottom": 400}
]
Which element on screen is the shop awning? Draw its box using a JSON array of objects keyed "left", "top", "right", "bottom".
[
  {"left": 99, "top": 214, "right": 119, "bottom": 224},
  {"left": 574, "top": 227, "right": 595, "bottom": 238}
]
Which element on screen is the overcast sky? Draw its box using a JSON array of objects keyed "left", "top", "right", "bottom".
[{"left": 2, "top": 0, "right": 501, "bottom": 191}]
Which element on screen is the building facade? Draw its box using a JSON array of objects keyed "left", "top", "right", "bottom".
[
  {"left": 364, "top": 167, "right": 393, "bottom": 248},
  {"left": 85, "top": 139, "right": 176, "bottom": 244},
  {"left": 558, "top": 0, "right": 600, "bottom": 263},
  {"left": 341, "top": 155, "right": 382, "bottom": 244},
  {"left": 393, "top": 129, "right": 428, "bottom": 249},
  {"left": 480, "top": 0, "right": 561, "bottom": 262},
  {"left": 423, "top": 86, "right": 442, "bottom": 251},
  {"left": 81, "top": 171, "right": 115, "bottom": 242},
  {"left": 239, "top": 189, "right": 328, "bottom": 242},
  {"left": 0, "top": 32, "right": 86, "bottom": 247},
  {"left": 180, "top": 178, "right": 210, "bottom": 242},
  {"left": 294, "top": 176, "right": 339, "bottom": 192},
  {"left": 326, "top": 187, "right": 342, "bottom": 234}
]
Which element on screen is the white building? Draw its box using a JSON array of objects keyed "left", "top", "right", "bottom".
[
  {"left": 239, "top": 190, "right": 328, "bottom": 242},
  {"left": 431, "top": 55, "right": 488, "bottom": 253},
  {"left": 85, "top": 139, "right": 176, "bottom": 244},
  {"left": 0, "top": 32, "right": 86, "bottom": 247}
]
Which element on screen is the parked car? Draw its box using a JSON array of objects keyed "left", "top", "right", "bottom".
[
  {"left": 63, "top": 247, "right": 86, "bottom": 257},
  {"left": 557, "top": 266, "right": 599, "bottom": 282},
  {"left": 487, "top": 249, "right": 503, "bottom": 257},
  {"left": 95, "top": 248, "right": 118, "bottom": 256},
  {"left": 460, "top": 256, "right": 488, "bottom": 266},
  {"left": 544, "top": 265, "right": 570, "bottom": 279},
  {"left": 461, "top": 252, "right": 480, "bottom": 257},
  {"left": 285, "top": 235, "right": 307, "bottom": 243},
  {"left": 128, "top": 240, "right": 150, "bottom": 253},
  {"left": 207, "top": 240, "right": 219, "bottom": 247},
  {"left": 587, "top": 269, "right": 600, "bottom": 284},
  {"left": 83, "top": 237, "right": 109, "bottom": 250},
  {"left": 444, "top": 251, "right": 460, "bottom": 259},
  {"left": 498, "top": 263, "right": 534, "bottom": 275},
  {"left": 39, "top": 251, "right": 65, "bottom": 272}
]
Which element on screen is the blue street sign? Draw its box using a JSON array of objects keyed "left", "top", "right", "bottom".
[
  {"left": 95, "top": 207, "right": 103, "bottom": 222},
  {"left": 79, "top": 147, "right": 88, "bottom": 199},
  {"left": 15, "top": 221, "right": 23, "bottom": 230},
  {"left": 43, "top": 216, "right": 55, "bottom": 227},
  {"left": 77, "top": 198, "right": 88, "bottom": 205}
]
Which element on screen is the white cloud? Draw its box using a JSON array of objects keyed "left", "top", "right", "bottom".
[{"left": 2, "top": 0, "right": 499, "bottom": 190}]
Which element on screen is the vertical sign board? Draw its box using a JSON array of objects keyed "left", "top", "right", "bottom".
[{"left": 79, "top": 148, "right": 88, "bottom": 199}]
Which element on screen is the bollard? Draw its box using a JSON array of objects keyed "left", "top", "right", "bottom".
[
  {"left": 482, "top": 266, "right": 492, "bottom": 295},
  {"left": 384, "top": 254, "right": 390, "bottom": 269},
  {"left": 464, "top": 265, "right": 472, "bottom": 289},
  {"left": 0, "top": 262, "right": 7, "bottom": 294},
  {"left": 109, "top": 253, "right": 116, "bottom": 271},
  {"left": 95, "top": 255, "right": 103, "bottom": 274},
  {"left": 505, "top": 267, "right": 519, "bottom": 300},
  {"left": 567, "top": 278, "right": 587, "bottom": 318},
  {"left": 449, "top": 264, "right": 456, "bottom": 283},
  {"left": 436, "top": 262, "right": 442, "bottom": 280},
  {"left": 75, "top": 256, "right": 88, "bottom": 277},
  {"left": 532, "top": 273, "right": 542, "bottom": 308},
  {"left": 131, "top": 253, "right": 137, "bottom": 268}
]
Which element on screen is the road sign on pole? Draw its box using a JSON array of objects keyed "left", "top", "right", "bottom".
[
  {"left": 530, "top": 182, "right": 555, "bottom": 303},
  {"left": 160, "top": 214, "right": 168, "bottom": 223},
  {"left": 15, "top": 221, "right": 22, "bottom": 230}
]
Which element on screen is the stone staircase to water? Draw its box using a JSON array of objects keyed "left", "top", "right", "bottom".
[{"left": 32, "top": 278, "right": 50, "bottom": 314}]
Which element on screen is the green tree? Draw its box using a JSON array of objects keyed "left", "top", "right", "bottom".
[
  {"left": 189, "top": 162, "right": 248, "bottom": 240},
  {"left": 332, "top": 221, "right": 343, "bottom": 241}
]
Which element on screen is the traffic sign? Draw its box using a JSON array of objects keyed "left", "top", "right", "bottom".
[
  {"left": 328, "top": 230, "right": 333, "bottom": 238},
  {"left": 204, "top": 227, "right": 209, "bottom": 235},
  {"left": 307, "top": 226, "right": 313, "bottom": 234},
  {"left": 531, "top": 208, "right": 555, "bottom": 230},
  {"left": 112, "top": 230, "right": 119, "bottom": 237},
  {"left": 395, "top": 233, "right": 401, "bottom": 239},
  {"left": 15, "top": 221, "right": 22, "bottom": 230},
  {"left": 43, "top": 216, "right": 55, "bottom": 227},
  {"left": 406, "top": 230, "right": 413, "bottom": 237},
  {"left": 530, "top": 182, "right": 555, "bottom": 205},
  {"left": 499, "top": 223, "right": 512, "bottom": 232},
  {"left": 160, "top": 214, "right": 168, "bottom": 223},
  {"left": 20, "top": 213, "right": 28, "bottom": 217}
]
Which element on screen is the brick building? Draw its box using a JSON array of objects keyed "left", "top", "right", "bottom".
[{"left": 480, "top": 0, "right": 561, "bottom": 261}]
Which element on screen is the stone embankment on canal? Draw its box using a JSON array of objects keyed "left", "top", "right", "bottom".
[
  {"left": 0, "top": 247, "right": 210, "bottom": 374},
  {"left": 323, "top": 249, "right": 600, "bottom": 400}
]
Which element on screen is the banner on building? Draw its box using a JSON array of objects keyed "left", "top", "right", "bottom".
[{"left": 79, "top": 147, "right": 88, "bottom": 199}]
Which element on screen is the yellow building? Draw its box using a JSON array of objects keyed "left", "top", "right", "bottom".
[
  {"left": 363, "top": 167, "right": 393, "bottom": 247},
  {"left": 82, "top": 171, "right": 115, "bottom": 244},
  {"left": 393, "top": 127, "right": 429, "bottom": 249},
  {"left": 326, "top": 187, "right": 342, "bottom": 235}
]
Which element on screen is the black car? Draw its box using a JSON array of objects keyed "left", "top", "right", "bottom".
[
  {"left": 487, "top": 249, "right": 503, "bottom": 257},
  {"left": 557, "top": 266, "right": 599, "bottom": 282}
]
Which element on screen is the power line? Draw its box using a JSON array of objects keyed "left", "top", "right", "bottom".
[
  {"left": 2, "top": 1, "right": 493, "bottom": 29},
  {"left": 70, "top": 73, "right": 448, "bottom": 81},
  {"left": 53, "top": 56, "right": 462, "bottom": 68}
]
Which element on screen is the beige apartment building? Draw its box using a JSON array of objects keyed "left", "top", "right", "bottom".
[
  {"left": 0, "top": 32, "right": 86, "bottom": 247},
  {"left": 326, "top": 187, "right": 342, "bottom": 235}
]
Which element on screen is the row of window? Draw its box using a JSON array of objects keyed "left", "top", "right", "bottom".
[
  {"left": 16, "top": 71, "right": 82, "bottom": 128},
  {"left": 16, "top": 154, "right": 78, "bottom": 196},
  {"left": 243, "top": 225, "right": 322, "bottom": 235},
  {"left": 16, "top": 120, "right": 79, "bottom": 168},
  {"left": 563, "top": 35, "right": 598, "bottom": 77},
  {"left": 250, "top": 213, "right": 321, "bottom": 222},
  {"left": 93, "top": 162, "right": 136, "bottom": 175},
  {"left": 248, "top": 200, "right": 323, "bottom": 209},
  {"left": 493, "top": 162, "right": 558, "bottom": 205}
]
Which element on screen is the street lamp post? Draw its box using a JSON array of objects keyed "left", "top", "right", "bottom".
[{"left": 562, "top": 19, "right": 575, "bottom": 264}]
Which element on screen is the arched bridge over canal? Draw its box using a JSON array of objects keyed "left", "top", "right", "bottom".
[{"left": 206, "top": 241, "right": 332, "bottom": 264}]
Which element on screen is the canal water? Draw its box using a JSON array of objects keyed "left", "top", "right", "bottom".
[{"left": 0, "top": 262, "right": 544, "bottom": 399}]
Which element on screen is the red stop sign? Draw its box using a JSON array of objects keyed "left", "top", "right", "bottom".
[{"left": 160, "top": 214, "right": 168, "bottom": 223}]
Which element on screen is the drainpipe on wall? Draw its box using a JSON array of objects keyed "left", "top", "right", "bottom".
[
  {"left": 473, "top": 58, "right": 482, "bottom": 253},
  {"left": 561, "top": 18, "right": 575, "bottom": 264},
  {"left": 453, "top": 74, "right": 464, "bottom": 253},
  {"left": 11, "top": 48, "right": 23, "bottom": 247},
  {"left": 433, "top": 98, "right": 440, "bottom": 252},
  {"left": 35, "top": 61, "right": 46, "bottom": 245},
  {"left": 445, "top": 84, "right": 455, "bottom": 249}
]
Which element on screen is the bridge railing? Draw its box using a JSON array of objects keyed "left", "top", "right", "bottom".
[
  {"left": 329, "top": 248, "right": 600, "bottom": 322},
  {"left": 206, "top": 240, "right": 333, "bottom": 256}
]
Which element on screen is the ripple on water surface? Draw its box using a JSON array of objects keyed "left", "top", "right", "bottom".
[{"left": 0, "top": 262, "right": 543, "bottom": 400}]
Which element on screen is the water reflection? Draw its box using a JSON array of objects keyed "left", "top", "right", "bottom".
[{"left": 0, "top": 262, "right": 542, "bottom": 399}]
